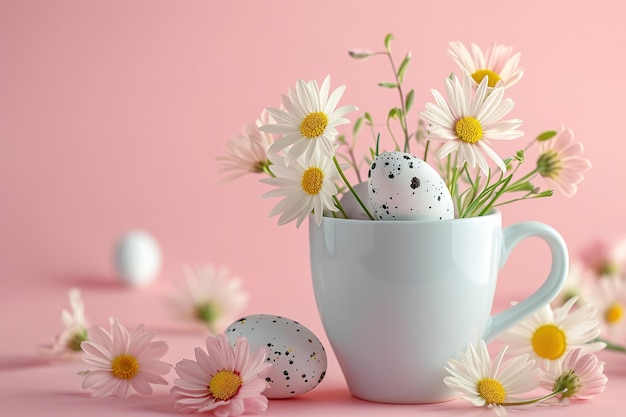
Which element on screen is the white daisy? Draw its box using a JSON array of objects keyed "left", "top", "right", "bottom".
[
  {"left": 586, "top": 275, "right": 626, "bottom": 340},
  {"left": 499, "top": 297, "right": 605, "bottom": 372},
  {"left": 261, "top": 75, "right": 358, "bottom": 165},
  {"left": 170, "top": 264, "right": 249, "bottom": 334},
  {"left": 539, "top": 348, "right": 607, "bottom": 403},
  {"left": 40, "top": 288, "right": 89, "bottom": 358},
  {"left": 536, "top": 127, "right": 591, "bottom": 198},
  {"left": 217, "top": 110, "right": 275, "bottom": 181},
  {"left": 448, "top": 41, "right": 524, "bottom": 89},
  {"left": 444, "top": 340, "right": 539, "bottom": 416},
  {"left": 261, "top": 151, "right": 340, "bottom": 228},
  {"left": 420, "top": 73, "right": 523, "bottom": 175}
]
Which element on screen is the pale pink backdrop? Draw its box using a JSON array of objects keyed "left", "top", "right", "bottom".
[{"left": 1, "top": 1, "right": 625, "bottom": 416}]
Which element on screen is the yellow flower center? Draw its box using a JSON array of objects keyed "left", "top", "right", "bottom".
[
  {"left": 604, "top": 303, "right": 623, "bottom": 324},
  {"left": 111, "top": 355, "right": 139, "bottom": 379},
  {"left": 532, "top": 324, "right": 567, "bottom": 360},
  {"left": 536, "top": 150, "right": 562, "bottom": 179},
  {"left": 455, "top": 116, "right": 483, "bottom": 144},
  {"left": 300, "top": 112, "right": 328, "bottom": 139},
  {"left": 209, "top": 370, "right": 243, "bottom": 401},
  {"left": 477, "top": 378, "right": 506, "bottom": 404},
  {"left": 301, "top": 167, "right": 324, "bottom": 195},
  {"left": 472, "top": 69, "right": 501, "bottom": 88}
]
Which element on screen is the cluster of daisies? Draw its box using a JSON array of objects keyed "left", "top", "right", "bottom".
[
  {"left": 446, "top": 298, "right": 608, "bottom": 416},
  {"left": 219, "top": 35, "right": 591, "bottom": 224},
  {"left": 40, "top": 257, "right": 623, "bottom": 416},
  {"left": 444, "top": 235, "right": 626, "bottom": 415},
  {"left": 40, "top": 265, "right": 277, "bottom": 417},
  {"left": 36, "top": 247, "right": 625, "bottom": 417}
]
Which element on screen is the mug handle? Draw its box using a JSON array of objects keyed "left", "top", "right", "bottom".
[{"left": 483, "top": 221, "right": 569, "bottom": 342}]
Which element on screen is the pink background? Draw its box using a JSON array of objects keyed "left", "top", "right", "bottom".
[{"left": 1, "top": 1, "right": 625, "bottom": 416}]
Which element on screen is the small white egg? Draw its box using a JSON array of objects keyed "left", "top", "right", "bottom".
[
  {"left": 225, "top": 314, "right": 327, "bottom": 399},
  {"left": 114, "top": 230, "right": 162, "bottom": 287},
  {"left": 368, "top": 151, "right": 454, "bottom": 220}
]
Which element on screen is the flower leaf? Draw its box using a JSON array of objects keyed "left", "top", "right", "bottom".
[
  {"left": 397, "top": 52, "right": 411, "bottom": 83},
  {"left": 536, "top": 130, "right": 558, "bottom": 141},
  {"left": 348, "top": 49, "right": 371, "bottom": 59},
  {"left": 352, "top": 117, "right": 363, "bottom": 136},
  {"left": 364, "top": 112, "right": 373, "bottom": 125},
  {"left": 405, "top": 89, "right": 415, "bottom": 112},
  {"left": 378, "top": 82, "right": 399, "bottom": 89},
  {"left": 507, "top": 181, "right": 536, "bottom": 192},
  {"left": 384, "top": 33, "right": 394, "bottom": 52},
  {"left": 388, "top": 107, "right": 399, "bottom": 120}
]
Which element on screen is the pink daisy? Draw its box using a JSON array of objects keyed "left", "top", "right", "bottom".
[
  {"left": 80, "top": 317, "right": 170, "bottom": 398},
  {"left": 539, "top": 348, "right": 608, "bottom": 402},
  {"left": 217, "top": 110, "right": 276, "bottom": 181},
  {"left": 171, "top": 334, "right": 272, "bottom": 416},
  {"left": 536, "top": 127, "right": 591, "bottom": 198}
]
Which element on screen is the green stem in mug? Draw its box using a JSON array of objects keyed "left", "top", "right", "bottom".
[
  {"left": 333, "top": 156, "right": 375, "bottom": 220},
  {"left": 332, "top": 195, "right": 349, "bottom": 219}
]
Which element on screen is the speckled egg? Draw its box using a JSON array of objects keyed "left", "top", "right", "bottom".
[
  {"left": 368, "top": 151, "right": 454, "bottom": 220},
  {"left": 224, "top": 314, "right": 327, "bottom": 399}
]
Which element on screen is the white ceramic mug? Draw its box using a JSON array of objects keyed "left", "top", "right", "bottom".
[{"left": 308, "top": 210, "right": 568, "bottom": 404}]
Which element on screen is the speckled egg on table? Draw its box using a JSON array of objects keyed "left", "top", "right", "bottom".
[
  {"left": 224, "top": 314, "right": 327, "bottom": 399},
  {"left": 368, "top": 151, "right": 454, "bottom": 220}
]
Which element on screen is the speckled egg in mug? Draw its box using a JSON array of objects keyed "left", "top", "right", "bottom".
[
  {"left": 368, "top": 151, "right": 454, "bottom": 220},
  {"left": 224, "top": 314, "right": 327, "bottom": 398}
]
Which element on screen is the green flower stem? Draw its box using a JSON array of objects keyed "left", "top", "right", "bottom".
[
  {"left": 345, "top": 144, "right": 362, "bottom": 184},
  {"left": 332, "top": 195, "right": 349, "bottom": 219},
  {"left": 492, "top": 192, "right": 552, "bottom": 208},
  {"left": 595, "top": 337, "right": 626, "bottom": 353},
  {"left": 445, "top": 154, "right": 452, "bottom": 187},
  {"left": 461, "top": 172, "right": 499, "bottom": 218},
  {"left": 478, "top": 174, "right": 513, "bottom": 216},
  {"left": 383, "top": 51, "right": 411, "bottom": 153},
  {"left": 385, "top": 116, "right": 401, "bottom": 151},
  {"left": 423, "top": 139, "right": 430, "bottom": 163},
  {"left": 502, "top": 387, "right": 567, "bottom": 406},
  {"left": 504, "top": 168, "right": 539, "bottom": 192},
  {"left": 333, "top": 156, "right": 375, "bottom": 220},
  {"left": 448, "top": 166, "right": 460, "bottom": 201},
  {"left": 457, "top": 168, "right": 481, "bottom": 217}
]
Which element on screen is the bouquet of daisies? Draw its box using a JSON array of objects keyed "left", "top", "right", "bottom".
[{"left": 219, "top": 34, "right": 591, "bottom": 227}]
